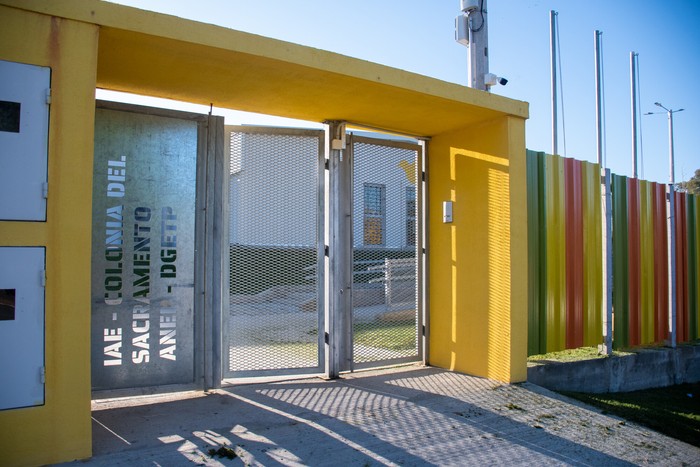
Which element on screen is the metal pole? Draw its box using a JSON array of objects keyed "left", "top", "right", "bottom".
[
  {"left": 668, "top": 110, "right": 675, "bottom": 185},
  {"left": 419, "top": 140, "right": 430, "bottom": 366},
  {"left": 595, "top": 30, "right": 604, "bottom": 166},
  {"left": 652, "top": 103, "right": 683, "bottom": 184},
  {"left": 630, "top": 52, "right": 638, "bottom": 178},
  {"left": 602, "top": 168, "right": 613, "bottom": 354},
  {"left": 649, "top": 102, "right": 683, "bottom": 347},
  {"left": 468, "top": 0, "right": 489, "bottom": 91},
  {"left": 668, "top": 186, "right": 677, "bottom": 347},
  {"left": 324, "top": 121, "right": 352, "bottom": 379},
  {"left": 667, "top": 112, "right": 677, "bottom": 348},
  {"left": 550, "top": 10, "right": 558, "bottom": 155}
]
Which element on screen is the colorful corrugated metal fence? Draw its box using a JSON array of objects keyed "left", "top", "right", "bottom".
[
  {"left": 527, "top": 150, "right": 700, "bottom": 355},
  {"left": 612, "top": 175, "right": 669, "bottom": 348},
  {"left": 527, "top": 151, "right": 602, "bottom": 355},
  {"left": 676, "top": 191, "right": 700, "bottom": 343}
]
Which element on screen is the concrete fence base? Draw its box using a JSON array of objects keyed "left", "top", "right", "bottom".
[{"left": 527, "top": 344, "right": 700, "bottom": 393}]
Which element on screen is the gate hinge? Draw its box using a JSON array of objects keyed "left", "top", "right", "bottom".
[
  {"left": 42, "top": 182, "right": 49, "bottom": 199},
  {"left": 40, "top": 366, "right": 46, "bottom": 384},
  {"left": 422, "top": 325, "right": 426, "bottom": 337},
  {"left": 324, "top": 245, "right": 329, "bottom": 257},
  {"left": 324, "top": 159, "right": 329, "bottom": 171},
  {"left": 46, "top": 88, "right": 52, "bottom": 105},
  {"left": 422, "top": 171, "right": 426, "bottom": 182},
  {"left": 40, "top": 269, "right": 46, "bottom": 287}
]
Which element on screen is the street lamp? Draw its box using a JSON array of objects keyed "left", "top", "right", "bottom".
[
  {"left": 644, "top": 102, "right": 685, "bottom": 349},
  {"left": 644, "top": 102, "right": 684, "bottom": 186}
]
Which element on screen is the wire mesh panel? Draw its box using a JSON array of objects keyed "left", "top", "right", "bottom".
[
  {"left": 351, "top": 135, "right": 421, "bottom": 367},
  {"left": 226, "top": 127, "right": 324, "bottom": 376}
]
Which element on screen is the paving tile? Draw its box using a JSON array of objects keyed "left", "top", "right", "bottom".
[{"left": 58, "top": 365, "right": 700, "bottom": 466}]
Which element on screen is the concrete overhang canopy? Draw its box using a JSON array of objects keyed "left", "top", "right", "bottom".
[{"left": 4, "top": 0, "right": 529, "bottom": 137}]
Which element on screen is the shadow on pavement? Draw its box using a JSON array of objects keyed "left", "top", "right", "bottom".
[{"left": 71, "top": 366, "right": 698, "bottom": 466}]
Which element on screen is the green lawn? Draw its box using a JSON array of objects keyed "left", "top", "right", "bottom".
[
  {"left": 527, "top": 346, "right": 633, "bottom": 362},
  {"left": 243, "top": 321, "right": 417, "bottom": 356},
  {"left": 354, "top": 321, "right": 417, "bottom": 352},
  {"left": 561, "top": 383, "right": 700, "bottom": 447}
]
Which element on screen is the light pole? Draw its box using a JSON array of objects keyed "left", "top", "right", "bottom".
[
  {"left": 645, "top": 102, "right": 684, "bottom": 185},
  {"left": 644, "top": 102, "right": 684, "bottom": 349}
]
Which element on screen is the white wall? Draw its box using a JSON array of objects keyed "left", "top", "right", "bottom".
[
  {"left": 229, "top": 131, "right": 418, "bottom": 250},
  {"left": 352, "top": 140, "right": 417, "bottom": 249},
  {"left": 229, "top": 131, "right": 319, "bottom": 247}
]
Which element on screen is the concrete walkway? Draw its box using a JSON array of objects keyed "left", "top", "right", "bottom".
[{"left": 61, "top": 365, "right": 699, "bottom": 466}]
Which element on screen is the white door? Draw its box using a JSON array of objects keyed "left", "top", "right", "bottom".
[
  {"left": 0, "top": 60, "right": 50, "bottom": 221},
  {"left": 0, "top": 247, "right": 45, "bottom": 410}
]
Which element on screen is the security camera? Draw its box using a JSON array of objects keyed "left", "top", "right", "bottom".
[
  {"left": 484, "top": 73, "right": 508, "bottom": 87},
  {"left": 461, "top": 0, "right": 479, "bottom": 13},
  {"left": 460, "top": 0, "right": 479, "bottom": 14}
]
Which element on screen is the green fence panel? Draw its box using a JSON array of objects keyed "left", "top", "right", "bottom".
[
  {"left": 526, "top": 151, "right": 545, "bottom": 355},
  {"left": 687, "top": 194, "right": 698, "bottom": 341},
  {"left": 675, "top": 193, "right": 689, "bottom": 342}
]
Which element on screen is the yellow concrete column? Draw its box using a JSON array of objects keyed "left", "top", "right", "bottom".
[
  {"left": 0, "top": 6, "right": 98, "bottom": 465},
  {"left": 428, "top": 116, "right": 528, "bottom": 383}
]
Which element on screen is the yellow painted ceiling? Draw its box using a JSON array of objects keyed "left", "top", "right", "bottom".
[{"left": 3, "top": 0, "right": 528, "bottom": 137}]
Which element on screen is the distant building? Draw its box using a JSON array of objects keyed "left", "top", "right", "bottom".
[{"left": 229, "top": 130, "right": 418, "bottom": 250}]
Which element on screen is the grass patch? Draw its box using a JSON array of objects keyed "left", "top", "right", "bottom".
[
  {"left": 561, "top": 383, "right": 700, "bottom": 447},
  {"left": 528, "top": 346, "right": 632, "bottom": 363},
  {"left": 354, "top": 321, "right": 416, "bottom": 352},
  {"left": 238, "top": 320, "right": 417, "bottom": 359}
]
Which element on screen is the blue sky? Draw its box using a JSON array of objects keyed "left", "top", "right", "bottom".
[{"left": 104, "top": 0, "right": 699, "bottom": 184}]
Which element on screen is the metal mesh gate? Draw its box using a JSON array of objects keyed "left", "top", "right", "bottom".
[
  {"left": 351, "top": 135, "right": 421, "bottom": 367},
  {"left": 226, "top": 127, "right": 324, "bottom": 376},
  {"left": 225, "top": 127, "right": 422, "bottom": 377}
]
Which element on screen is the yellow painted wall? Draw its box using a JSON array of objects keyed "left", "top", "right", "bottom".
[
  {"left": 428, "top": 116, "right": 528, "bottom": 383},
  {"left": 0, "top": 6, "right": 97, "bottom": 465}
]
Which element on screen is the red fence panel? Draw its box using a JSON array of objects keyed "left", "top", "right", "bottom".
[{"left": 565, "top": 158, "right": 584, "bottom": 348}]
